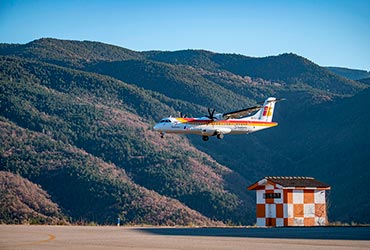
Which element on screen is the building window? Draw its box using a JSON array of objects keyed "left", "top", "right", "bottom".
[{"left": 263, "top": 193, "right": 281, "bottom": 199}]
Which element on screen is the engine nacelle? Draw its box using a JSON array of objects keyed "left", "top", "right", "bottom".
[
  {"left": 200, "top": 127, "right": 231, "bottom": 136},
  {"left": 201, "top": 129, "right": 217, "bottom": 136}
]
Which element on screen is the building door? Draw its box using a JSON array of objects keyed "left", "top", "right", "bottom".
[{"left": 265, "top": 204, "right": 276, "bottom": 226}]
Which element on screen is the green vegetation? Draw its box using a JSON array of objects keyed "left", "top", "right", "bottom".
[
  {"left": 0, "top": 171, "right": 66, "bottom": 224},
  {"left": 359, "top": 77, "right": 370, "bottom": 85},
  {"left": 0, "top": 38, "right": 369, "bottom": 225},
  {"left": 326, "top": 66, "right": 370, "bottom": 81},
  {"left": 0, "top": 55, "right": 251, "bottom": 225},
  {"left": 0, "top": 118, "right": 217, "bottom": 226}
]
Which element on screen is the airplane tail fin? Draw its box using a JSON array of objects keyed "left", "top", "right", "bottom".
[{"left": 250, "top": 97, "right": 277, "bottom": 122}]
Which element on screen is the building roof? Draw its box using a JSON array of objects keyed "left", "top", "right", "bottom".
[{"left": 248, "top": 176, "right": 330, "bottom": 190}]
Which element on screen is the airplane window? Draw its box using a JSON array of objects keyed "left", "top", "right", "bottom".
[{"left": 160, "top": 120, "right": 165, "bottom": 123}]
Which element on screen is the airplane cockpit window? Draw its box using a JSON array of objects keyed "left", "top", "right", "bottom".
[{"left": 160, "top": 119, "right": 172, "bottom": 123}]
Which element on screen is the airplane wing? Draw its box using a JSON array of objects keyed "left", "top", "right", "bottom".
[{"left": 222, "top": 106, "right": 262, "bottom": 119}]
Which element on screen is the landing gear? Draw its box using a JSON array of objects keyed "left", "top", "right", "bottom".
[
  {"left": 160, "top": 132, "right": 165, "bottom": 138},
  {"left": 202, "top": 135, "right": 209, "bottom": 141},
  {"left": 217, "top": 133, "right": 224, "bottom": 139}
]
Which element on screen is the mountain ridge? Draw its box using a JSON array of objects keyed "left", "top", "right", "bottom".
[
  {"left": 0, "top": 38, "right": 365, "bottom": 98},
  {"left": 326, "top": 66, "right": 370, "bottom": 81},
  {"left": 1, "top": 38, "right": 369, "bottom": 225},
  {"left": 0, "top": 54, "right": 253, "bottom": 225}
]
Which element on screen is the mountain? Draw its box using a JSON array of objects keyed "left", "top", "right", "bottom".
[
  {"left": 145, "top": 50, "right": 364, "bottom": 96},
  {"left": 326, "top": 66, "right": 370, "bottom": 81},
  {"left": 292, "top": 88, "right": 370, "bottom": 222},
  {"left": 0, "top": 38, "right": 369, "bottom": 224},
  {"left": 0, "top": 38, "right": 143, "bottom": 68},
  {"left": 359, "top": 77, "right": 370, "bottom": 85},
  {"left": 0, "top": 55, "right": 252, "bottom": 225},
  {"left": 0, "top": 117, "right": 218, "bottom": 226},
  {"left": 0, "top": 171, "right": 66, "bottom": 224}
]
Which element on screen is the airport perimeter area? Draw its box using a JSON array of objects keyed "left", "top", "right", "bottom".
[{"left": 1, "top": 225, "right": 369, "bottom": 250}]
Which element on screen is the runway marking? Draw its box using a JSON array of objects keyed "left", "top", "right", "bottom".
[{"left": 14, "top": 233, "right": 56, "bottom": 247}]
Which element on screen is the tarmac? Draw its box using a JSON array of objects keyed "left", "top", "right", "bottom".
[{"left": 0, "top": 225, "right": 369, "bottom": 250}]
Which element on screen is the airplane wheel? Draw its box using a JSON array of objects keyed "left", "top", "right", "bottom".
[
  {"left": 202, "top": 136, "right": 209, "bottom": 141},
  {"left": 217, "top": 133, "right": 224, "bottom": 139}
]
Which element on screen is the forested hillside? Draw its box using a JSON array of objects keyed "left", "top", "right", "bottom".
[
  {"left": 1, "top": 38, "right": 369, "bottom": 224},
  {"left": 359, "top": 77, "right": 370, "bottom": 85},
  {"left": 0, "top": 171, "right": 66, "bottom": 224},
  {"left": 0, "top": 118, "right": 219, "bottom": 226},
  {"left": 326, "top": 66, "right": 370, "bottom": 81},
  {"left": 0, "top": 54, "right": 252, "bottom": 225}
]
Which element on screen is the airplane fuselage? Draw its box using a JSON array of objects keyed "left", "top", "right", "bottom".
[
  {"left": 154, "top": 97, "right": 281, "bottom": 141},
  {"left": 154, "top": 117, "right": 278, "bottom": 137}
]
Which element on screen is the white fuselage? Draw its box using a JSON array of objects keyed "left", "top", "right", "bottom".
[
  {"left": 153, "top": 117, "right": 278, "bottom": 136},
  {"left": 154, "top": 97, "right": 280, "bottom": 140}
]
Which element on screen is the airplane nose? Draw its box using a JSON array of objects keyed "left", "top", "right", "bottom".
[{"left": 153, "top": 123, "right": 160, "bottom": 131}]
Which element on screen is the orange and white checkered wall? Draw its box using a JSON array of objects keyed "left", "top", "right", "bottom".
[{"left": 255, "top": 184, "right": 327, "bottom": 227}]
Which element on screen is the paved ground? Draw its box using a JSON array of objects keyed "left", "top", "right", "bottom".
[{"left": 0, "top": 225, "right": 369, "bottom": 250}]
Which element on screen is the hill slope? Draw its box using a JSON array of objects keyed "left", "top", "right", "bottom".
[
  {"left": 0, "top": 38, "right": 143, "bottom": 68},
  {"left": 293, "top": 88, "right": 370, "bottom": 222},
  {"left": 145, "top": 50, "right": 364, "bottom": 96},
  {"left": 0, "top": 55, "right": 253, "bottom": 225},
  {"left": 0, "top": 118, "right": 220, "bottom": 225},
  {"left": 326, "top": 66, "right": 370, "bottom": 81},
  {"left": 1, "top": 38, "right": 369, "bottom": 224},
  {"left": 0, "top": 171, "right": 66, "bottom": 224},
  {"left": 359, "top": 77, "right": 370, "bottom": 85}
]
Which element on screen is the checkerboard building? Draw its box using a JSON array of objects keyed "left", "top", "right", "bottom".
[{"left": 248, "top": 177, "right": 330, "bottom": 227}]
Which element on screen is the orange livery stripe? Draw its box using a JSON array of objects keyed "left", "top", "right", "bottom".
[{"left": 175, "top": 118, "right": 278, "bottom": 127}]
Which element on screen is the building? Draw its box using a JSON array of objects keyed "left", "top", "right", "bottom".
[{"left": 248, "top": 176, "right": 330, "bottom": 227}]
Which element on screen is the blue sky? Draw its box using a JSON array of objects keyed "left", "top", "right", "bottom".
[{"left": 1, "top": 0, "right": 369, "bottom": 70}]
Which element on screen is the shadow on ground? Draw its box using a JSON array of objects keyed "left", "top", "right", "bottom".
[{"left": 136, "top": 227, "right": 370, "bottom": 240}]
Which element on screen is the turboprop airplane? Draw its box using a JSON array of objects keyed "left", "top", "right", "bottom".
[{"left": 154, "top": 97, "right": 283, "bottom": 141}]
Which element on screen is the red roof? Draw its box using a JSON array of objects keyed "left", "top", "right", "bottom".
[{"left": 248, "top": 176, "right": 330, "bottom": 190}]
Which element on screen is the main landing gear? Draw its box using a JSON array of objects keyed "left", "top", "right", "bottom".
[{"left": 202, "top": 133, "right": 224, "bottom": 141}]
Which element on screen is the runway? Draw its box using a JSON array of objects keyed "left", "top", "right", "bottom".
[{"left": 1, "top": 225, "right": 369, "bottom": 250}]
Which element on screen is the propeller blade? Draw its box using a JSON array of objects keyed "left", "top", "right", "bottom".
[{"left": 206, "top": 108, "right": 216, "bottom": 120}]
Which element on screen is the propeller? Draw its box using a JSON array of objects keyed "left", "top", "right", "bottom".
[{"left": 206, "top": 108, "right": 216, "bottom": 120}]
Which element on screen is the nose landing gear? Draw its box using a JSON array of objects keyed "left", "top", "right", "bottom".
[{"left": 202, "top": 135, "right": 209, "bottom": 141}]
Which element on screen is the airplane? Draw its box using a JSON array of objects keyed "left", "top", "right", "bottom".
[{"left": 153, "top": 97, "right": 283, "bottom": 141}]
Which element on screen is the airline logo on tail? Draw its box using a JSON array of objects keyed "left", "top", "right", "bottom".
[{"left": 263, "top": 106, "right": 273, "bottom": 117}]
